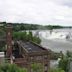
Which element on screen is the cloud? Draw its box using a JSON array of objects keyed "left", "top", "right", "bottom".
[
  {"left": 0, "top": 0, "right": 72, "bottom": 26},
  {"left": 50, "top": 0, "right": 72, "bottom": 7}
]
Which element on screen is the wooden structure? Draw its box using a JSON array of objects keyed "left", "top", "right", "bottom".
[
  {"left": 0, "top": 25, "right": 6, "bottom": 50},
  {"left": 14, "top": 41, "right": 50, "bottom": 72},
  {"left": 6, "top": 24, "right": 13, "bottom": 57},
  {"left": 6, "top": 24, "right": 51, "bottom": 72}
]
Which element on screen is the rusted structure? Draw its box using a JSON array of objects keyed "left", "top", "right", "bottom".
[
  {"left": 14, "top": 41, "right": 50, "bottom": 72},
  {"left": 6, "top": 24, "right": 13, "bottom": 57},
  {"left": 6, "top": 24, "right": 50, "bottom": 72}
]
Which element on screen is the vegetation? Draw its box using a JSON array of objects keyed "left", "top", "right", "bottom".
[
  {"left": 1, "top": 22, "right": 72, "bottom": 31},
  {"left": 0, "top": 63, "right": 65, "bottom": 72},
  {"left": 13, "top": 24, "right": 44, "bottom": 31},
  {"left": 13, "top": 31, "right": 41, "bottom": 44},
  {"left": 12, "top": 24, "right": 66, "bottom": 31},
  {"left": 45, "top": 25, "right": 63, "bottom": 30},
  {"left": 0, "top": 26, "right": 5, "bottom": 36},
  {"left": 31, "top": 63, "right": 43, "bottom": 72},
  {"left": 66, "top": 51, "right": 72, "bottom": 58},
  {"left": 0, "top": 63, "right": 27, "bottom": 72},
  {"left": 58, "top": 57, "right": 68, "bottom": 72},
  {"left": 58, "top": 51, "right": 72, "bottom": 72},
  {"left": 49, "top": 68, "right": 65, "bottom": 72}
]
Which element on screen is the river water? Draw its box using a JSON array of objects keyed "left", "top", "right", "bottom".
[
  {"left": 41, "top": 38, "right": 72, "bottom": 54},
  {"left": 39, "top": 29, "right": 72, "bottom": 68},
  {"left": 37, "top": 29, "right": 72, "bottom": 54}
]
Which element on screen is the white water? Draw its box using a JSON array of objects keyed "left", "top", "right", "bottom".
[
  {"left": 39, "top": 30, "right": 72, "bottom": 40},
  {"left": 36, "top": 29, "right": 72, "bottom": 54}
]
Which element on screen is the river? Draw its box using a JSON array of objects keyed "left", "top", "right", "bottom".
[{"left": 41, "top": 38, "right": 72, "bottom": 54}]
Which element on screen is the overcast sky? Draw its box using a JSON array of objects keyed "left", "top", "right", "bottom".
[{"left": 0, "top": 0, "right": 72, "bottom": 26}]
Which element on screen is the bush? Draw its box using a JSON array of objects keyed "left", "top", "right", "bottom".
[
  {"left": 49, "top": 68, "right": 65, "bottom": 72},
  {"left": 13, "top": 31, "right": 41, "bottom": 44},
  {"left": 0, "top": 63, "right": 27, "bottom": 72},
  {"left": 31, "top": 63, "right": 43, "bottom": 72},
  {"left": 58, "top": 57, "right": 68, "bottom": 72}
]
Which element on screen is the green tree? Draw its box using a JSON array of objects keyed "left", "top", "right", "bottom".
[
  {"left": 32, "top": 36, "right": 41, "bottom": 44},
  {"left": 27, "top": 31, "right": 33, "bottom": 41}
]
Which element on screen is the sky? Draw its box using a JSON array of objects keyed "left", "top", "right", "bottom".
[{"left": 0, "top": 0, "right": 72, "bottom": 26}]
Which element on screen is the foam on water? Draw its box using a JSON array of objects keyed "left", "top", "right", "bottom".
[
  {"left": 38, "top": 29, "right": 72, "bottom": 54},
  {"left": 39, "top": 31, "right": 72, "bottom": 40}
]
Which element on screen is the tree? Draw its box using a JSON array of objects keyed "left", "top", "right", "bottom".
[
  {"left": 32, "top": 36, "right": 41, "bottom": 44},
  {"left": 20, "top": 25, "right": 25, "bottom": 30},
  {"left": 27, "top": 31, "right": 33, "bottom": 41}
]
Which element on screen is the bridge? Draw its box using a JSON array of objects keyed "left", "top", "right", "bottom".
[{"left": 10, "top": 40, "right": 51, "bottom": 72}]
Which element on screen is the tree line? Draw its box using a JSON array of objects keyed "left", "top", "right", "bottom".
[{"left": 0, "top": 22, "right": 72, "bottom": 31}]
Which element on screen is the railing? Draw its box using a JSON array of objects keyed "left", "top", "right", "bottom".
[
  {"left": 4, "top": 58, "right": 27, "bottom": 64},
  {"left": 4, "top": 58, "right": 11, "bottom": 63},
  {"left": 14, "top": 58, "right": 27, "bottom": 63},
  {"left": 14, "top": 58, "right": 28, "bottom": 67}
]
